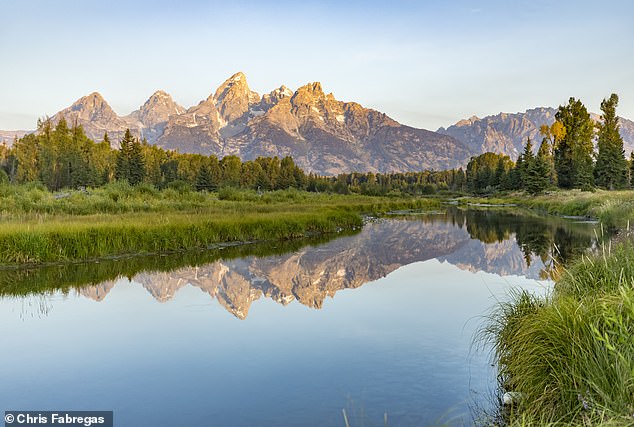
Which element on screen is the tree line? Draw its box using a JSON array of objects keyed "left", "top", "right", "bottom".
[
  {"left": 0, "top": 93, "right": 630, "bottom": 196},
  {"left": 464, "top": 93, "right": 632, "bottom": 194},
  {"left": 0, "top": 121, "right": 309, "bottom": 192}
]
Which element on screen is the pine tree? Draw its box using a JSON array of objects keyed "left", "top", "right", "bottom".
[
  {"left": 128, "top": 137, "right": 146, "bottom": 185},
  {"left": 509, "top": 154, "right": 523, "bottom": 190},
  {"left": 594, "top": 93, "right": 627, "bottom": 189},
  {"left": 526, "top": 145, "right": 550, "bottom": 195},
  {"left": 537, "top": 137, "right": 557, "bottom": 186},
  {"left": 519, "top": 138, "right": 535, "bottom": 188},
  {"left": 554, "top": 98, "right": 595, "bottom": 189},
  {"left": 115, "top": 129, "right": 133, "bottom": 182},
  {"left": 195, "top": 164, "right": 214, "bottom": 191}
]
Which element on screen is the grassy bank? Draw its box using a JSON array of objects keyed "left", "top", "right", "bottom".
[
  {"left": 460, "top": 189, "right": 634, "bottom": 229},
  {"left": 0, "top": 183, "right": 440, "bottom": 265},
  {"left": 0, "top": 233, "right": 347, "bottom": 297},
  {"left": 481, "top": 242, "right": 634, "bottom": 426}
]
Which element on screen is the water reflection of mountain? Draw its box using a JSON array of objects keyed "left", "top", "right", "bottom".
[{"left": 74, "top": 210, "right": 596, "bottom": 319}]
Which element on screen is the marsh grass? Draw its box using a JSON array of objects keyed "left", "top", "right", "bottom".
[
  {"left": 0, "top": 233, "right": 347, "bottom": 297},
  {"left": 461, "top": 190, "right": 634, "bottom": 230},
  {"left": 0, "top": 184, "right": 439, "bottom": 264},
  {"left": 480, "top": 241, "right": 634, "bottom": 426}
]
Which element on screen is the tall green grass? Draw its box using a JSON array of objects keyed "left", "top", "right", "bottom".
[
  {"left": 480, "top": 242, "right": 634, "bottom": 426},
  {"left": 0, "top": 232, "right": 348, "bottom": 297},
  {"left": 0, "top": 184, "right": 440, "bottom": 264}
]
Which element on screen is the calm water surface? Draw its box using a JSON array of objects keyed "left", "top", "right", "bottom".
[{"left": 0, "top": 209, "right": 598, "bottom": 426}]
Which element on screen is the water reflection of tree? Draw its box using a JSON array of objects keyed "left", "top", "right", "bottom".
[{"left": 445, "top": 208, "right": 596, "bottom": 279}]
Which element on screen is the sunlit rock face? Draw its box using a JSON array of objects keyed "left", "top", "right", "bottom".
[{"left": 44, "top": 72, "right": 471, "bottom": 174}]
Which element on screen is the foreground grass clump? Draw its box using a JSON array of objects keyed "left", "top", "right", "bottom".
[
  {"left": 482, "top": 242, "right": 634, "bottom": 426},
  {"left": 0, "top": 184, "right": 439, "bottom": 264}
]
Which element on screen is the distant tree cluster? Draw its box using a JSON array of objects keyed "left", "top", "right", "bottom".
[
  {"left": 463, "top": 93, "right": 631, "bottom": 194},
  {"left": 0, "top": 93, "right": 630, "bottom": 196},
  {"left": 0, "top": 119, "right": 309, "bottom": 193}
]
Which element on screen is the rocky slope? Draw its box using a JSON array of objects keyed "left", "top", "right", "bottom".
[
  {"left": 439, "top": 107, "right": 634, "bottom": 159},
  {"left": 41, "top": 72, "right": 471, "bottom": 174}
]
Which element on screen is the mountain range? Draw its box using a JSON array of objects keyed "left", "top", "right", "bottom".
[
  {"left": 43, "top": 72, "right": 471, "bottom": 175},
  {"left": 438, "top": 107, "right": 634, "bottom": 159},
  {"left": 2, "top": 73, "right": 633, "bottom": 174}
]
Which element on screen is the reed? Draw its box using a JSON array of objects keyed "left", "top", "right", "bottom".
[
  {"left": 480, "top": 241, "right": 634, "bottom": 426},
  {"left": 0, "top": 184, "right": 440, "bottom": 264}
]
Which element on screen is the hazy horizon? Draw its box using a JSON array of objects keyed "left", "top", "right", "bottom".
[{"left": 1, "top": 0, "right": 633, "bottom": 131}]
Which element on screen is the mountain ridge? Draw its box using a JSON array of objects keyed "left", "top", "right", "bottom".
[
  {"left": 16, "top": 72, "right": 472, "bottom": 174},
  {"left": 439, "top": 107, "right": 634, "bottom": 159},
  {"left": 3, "top": 75, "right": 633, "bottom": 172}
]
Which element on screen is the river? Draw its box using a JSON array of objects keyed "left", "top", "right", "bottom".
[{"left": 0, "top": 208, "right": 600, "bottom": 426}]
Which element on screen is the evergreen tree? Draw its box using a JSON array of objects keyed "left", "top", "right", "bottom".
[
  {"left": 195, "top": 164, "right": 214, "bottom": 191},
  {"left": 519, "top": 138, "right": 535, "bottom": 188},
  {"left": 594, "top": 93, "right": 627, "bottom": 189},
  {"left": 526, "top": 151, "right": 550, "bottom": 195},
  {"left": 128, "top": 137, "right": 146, "bottom": 185},
  {"left": 554, "top": 98, "right": 595, "bottom": 189},
  {"left": 537, "top": 137, "right": 557, "bottom": 186},
  {"left": 115, "top": 129, "right": 133, "bottom": 182},
  {"left": 509, "top": 154, "right": 524, "bottom": 190}
]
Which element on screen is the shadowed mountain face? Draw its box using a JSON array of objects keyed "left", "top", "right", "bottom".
[
  {"left": 40, "top": 72, "right": 471, "bottom": 175},
  {"left": 439, "top": 107, "right": 634, "bottom": 159},
  {"left": 61, "top": 211, "right": 595, "bottom": 319}
]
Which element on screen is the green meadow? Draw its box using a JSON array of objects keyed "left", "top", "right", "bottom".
[{"left": 0, "top": 182, "right": 439, "bottom": 265}]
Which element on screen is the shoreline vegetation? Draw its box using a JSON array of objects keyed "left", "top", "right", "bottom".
[
  {"left": 0, "top": 182, "right": 440, "bottom": 266},
  {"left": 469, "top": 191, "right": 634, "bottom": 426},
  {"left": 480, "top": 240, "right": 634, "bottom": 427}
]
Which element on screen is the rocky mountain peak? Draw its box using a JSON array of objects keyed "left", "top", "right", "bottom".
[
  {"left": 213, "top": 71, "right": 260, "bottom": 124},
  {"left": 51, "top": 91, "right": 129, "bottom": 143},
  {"left": 69, "top": 92, "right": 116, "bottom": 119},
  {"left": 260, "top": 85, "right": 294, "bottom": 111},
  {"left": 131, "top": 90, "right": 185, "bottom": 128},
  {"left": 293, "top": 82, "right": 325, "bottom": 102}
]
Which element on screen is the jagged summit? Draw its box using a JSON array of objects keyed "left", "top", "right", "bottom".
[
  {"left": 213, "top": 71, "right": 260, "bottom": 126},
  {"left": 37, "top": 72, "right": 473, "bottom": 174},
  {"left": 128, "top": 90, "right": 185, "bottom": 130}
]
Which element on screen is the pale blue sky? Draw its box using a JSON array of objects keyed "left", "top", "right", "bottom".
[{"left": 1, "top": 0, "right": 632, "bottom": 130}]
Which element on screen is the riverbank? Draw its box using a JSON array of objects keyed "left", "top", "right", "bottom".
[
  {"left": 477, "top": 191, "right": 634, "bottom": 426},
  {"left": 459, "top": 189, "right": 634, "bottom": 229},
  {"left": 0, "top": 183, "right": 439, "bottom": 265}
]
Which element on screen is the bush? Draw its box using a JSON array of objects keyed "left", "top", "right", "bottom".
[{"left": 166, "top": 180, "right": 192, "bottom": 194}]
